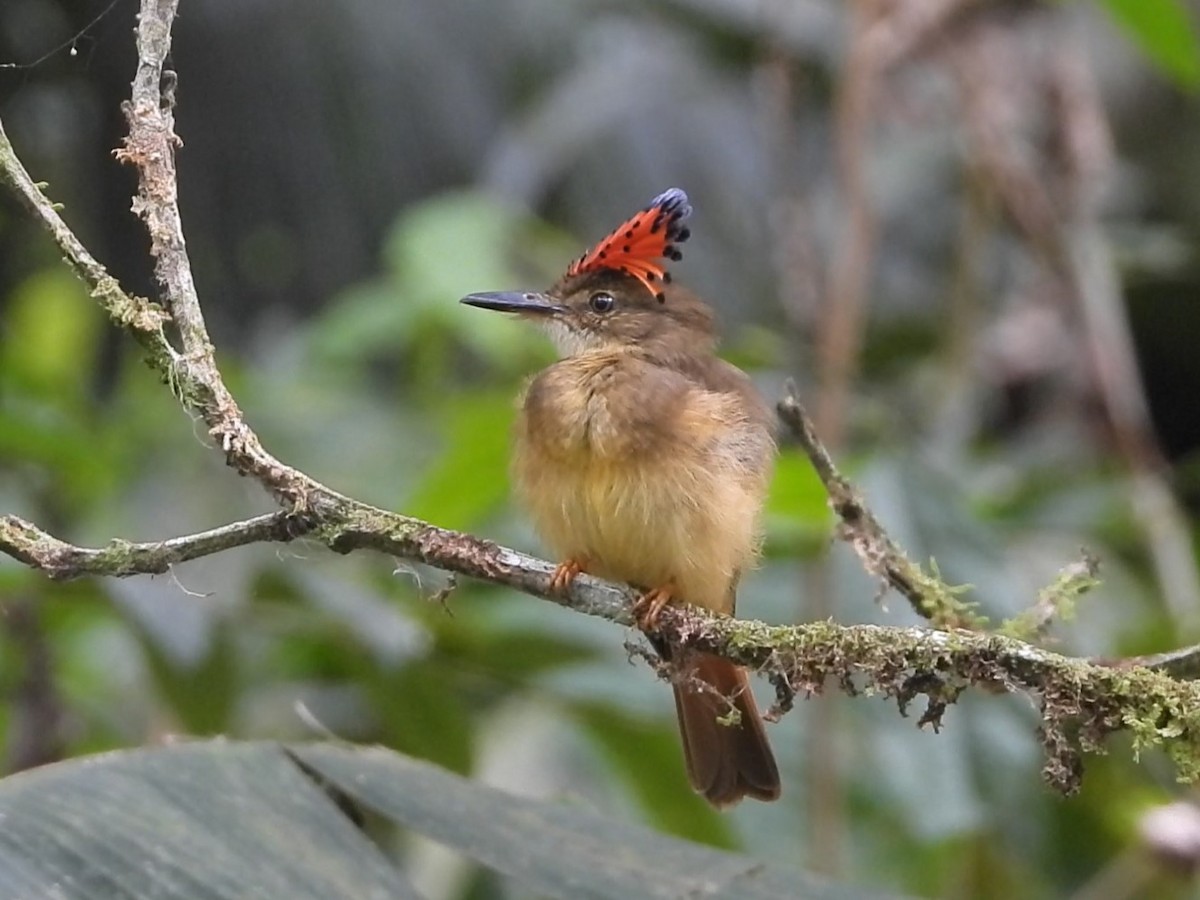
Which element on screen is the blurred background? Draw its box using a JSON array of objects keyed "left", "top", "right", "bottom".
[{"left": 2, "top": 0, "right": 1200, "bottom": 897}]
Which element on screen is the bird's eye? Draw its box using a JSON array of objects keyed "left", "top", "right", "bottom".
[{"left": 588, "top": 291, "right": 616, "bottom": 313}]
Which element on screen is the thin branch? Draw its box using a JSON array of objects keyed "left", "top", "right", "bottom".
[
  {"left": 0, "top": 109, "right": 353, "bottom": 517},
  {"left": 121, "top": 0, "right": 202, "bottom": 352},
  {"left": 999, "top": 551, "right": 1100, "bottom": 641},
  {"left": 1108, "top": 646, "right": 1200, "bottom": 683},
  {"left": 778, "top": 381, "right": 981, "bottom": 628},
  {"left": 5, "top": 499, "right": 1200, "bottom": 794},
  {"left": 795, "top": 0, "right": 876, "bottom": 867},
  {"left": 102, "top": 0, "right": 347, "bottom": 511},
  {"left": 0, "top": 508, "right": 637, "bottom": 624},
  {"left": 652, "top": 603, "right": 1200, "bottom": 795},
  {"left": 0, "top": 126, "right": 173, "bottom": 366},
  {"left": 0, "top": 513, "right": 311, "bottom": 580}
]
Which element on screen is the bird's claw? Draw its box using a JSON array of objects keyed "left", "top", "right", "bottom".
[
  {"left": 633, "top": 583, "right": 675, "bottom": 631},
  {"left": 549, "top": 557, "right": 588, "bottom": 594}
]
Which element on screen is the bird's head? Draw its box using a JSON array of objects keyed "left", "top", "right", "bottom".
[{"left": 461, "top": 188, "right": 716, "bottom": 359}]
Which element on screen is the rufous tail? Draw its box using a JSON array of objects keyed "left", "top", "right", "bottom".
[{"left": 673, "top": 653, "right": 780, "bottom": 807}]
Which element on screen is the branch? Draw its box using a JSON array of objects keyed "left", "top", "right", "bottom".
[
  {"left": 2, "top": 0, "right": 1200, "bottom": 800},
  {"left": 98, "top": 0, "right": 347, "bottom": 511},
  {"left": 777, "top": 383, "right": 982, "bottom": 629},
  {"left": 6, "top": 508, "right": 1200, "bottom": 796},
  {"left": 651, "top": 603, "right": 1200, "bottom": 795},
  {"left": 0, "top": 510, "right": 638, "bottom": 625},
  {"left": 0, "top": 513, "right": 311, "bottom": 579}
]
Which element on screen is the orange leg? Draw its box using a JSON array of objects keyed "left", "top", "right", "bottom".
[
  {"left": 549, "top": 557, "right": 588, "bottom": 594},
  {"left": 632, "top": 581, "right": 676, "bottom": 631}
]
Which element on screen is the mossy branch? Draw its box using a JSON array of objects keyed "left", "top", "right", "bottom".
[
  {"left": 2, "top": 0, "right": 1200, "bottom": 798},
  {"left": 656, "top": 605, "right": 1200, "bottom": 793}
]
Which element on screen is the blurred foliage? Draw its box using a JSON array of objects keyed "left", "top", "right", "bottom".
[
  {"left": 1098, "top": 0, "right": 1200, "bottom": 88},
  {"left": 1, "top": 0, "right": 1200, "bottom": 898}
]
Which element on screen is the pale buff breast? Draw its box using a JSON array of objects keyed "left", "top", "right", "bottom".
[{"left": 512, "top": 356, "right": 769, "bottom": 614}]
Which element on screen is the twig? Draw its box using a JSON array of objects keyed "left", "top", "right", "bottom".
[
  {"left": 1105, "top": 646, "right": 1200, "bottom": 683},
  {"left": 0, "top": 512, "right": 309, "bottom": 580},
  {"left": 778, "top": 381, "right": 982, "bottom": 629},
  {"left": 865, "top": 0, "right": 982, "bottom": 71},
  {"left": 1001, "top": 551, "right": 1100, "bottom": 641},
  {"left": 0, "top": 511, "right": 638, "bottom": 625},
  {"left": 101, "top": 0, "right": 347, "bottom": 511}
]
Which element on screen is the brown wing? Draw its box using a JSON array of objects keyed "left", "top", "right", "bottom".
[
  {"left": 686, "top": 355, "right": 774, "bottom": 430},
  {"left": 672, "top": 353, "right": 775, "bottom": 484}
]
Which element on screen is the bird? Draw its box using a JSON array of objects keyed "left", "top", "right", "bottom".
[{"left": 460, "top": 188, "right": 779, "bottom": 807}]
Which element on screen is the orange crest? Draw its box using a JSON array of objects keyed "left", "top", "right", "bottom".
[{"left": 565, "top": 188, "right": 692, "bottom": 302}]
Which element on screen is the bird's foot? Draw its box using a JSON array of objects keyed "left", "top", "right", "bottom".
[
  {"left": 549, "top": 557, "right": 588, "bottom": 594},
  {"left": 633, "top": 582, "right": 676, "bottom": 631}
]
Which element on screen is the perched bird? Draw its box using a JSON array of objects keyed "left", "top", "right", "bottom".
[{"left": 461, "top": 189, "right": 779, "bottom": 807}]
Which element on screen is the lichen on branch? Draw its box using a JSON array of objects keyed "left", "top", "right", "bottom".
[{"left": 653, "top": 607, "right": 1200, "bottom": 794}]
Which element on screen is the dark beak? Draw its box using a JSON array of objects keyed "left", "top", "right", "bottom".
[{"left": 460, "top": 291, "right": 566, "bottom": 315}]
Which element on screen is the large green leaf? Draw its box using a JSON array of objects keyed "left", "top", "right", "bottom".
[
  {"left": 404, "top": 391, "right": 516, "bottom": 530},
  {"left": 296, "top": 742, "right": 908, "bottom": 900},
  {"left": 0, "top": 742, "right": 418, "bottom": 900},
  {"left": 0, "top": 740, "right": 911, "bottom": 899}
]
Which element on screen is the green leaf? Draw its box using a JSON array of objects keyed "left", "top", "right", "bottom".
[
  {"left": 1098, "top": 0, "right": 1200, "bottom": 89},
  {"left": 0, "top": 742, "right": 419, "bottom": 899},
  {"left": 2, "top": 270, "right": 101, "bottom": 401},
  {"left": 296, "top": 742, "right": 910, "bottom": 900},
  {"left": 311, "top": 191, "right": 549, "bottom": 379},
  {"left": 405, "top": 391, "right": 516, "bottom": 529},
  {"left": 766, "top": 453, "right": 831, "bottom": 522},
  {"left": 764, "top": 453, "right": 832, "bottom": 554},
  {"left": 0, "top": 741, "right": 909, "bottom": 899}
]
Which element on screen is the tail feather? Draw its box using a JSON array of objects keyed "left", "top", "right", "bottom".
[{"left": 673, "top": 653, "right": 780, "bottom": 807}]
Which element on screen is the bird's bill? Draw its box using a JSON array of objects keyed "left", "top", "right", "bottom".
[{"left": 459, "top": 291, "right": 566, "bottom": 315}]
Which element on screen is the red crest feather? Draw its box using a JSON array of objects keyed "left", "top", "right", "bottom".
[{"left": 565, "top": 188, "right": 692, "bottom": 302}]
